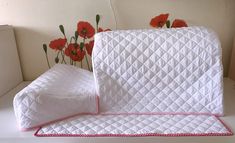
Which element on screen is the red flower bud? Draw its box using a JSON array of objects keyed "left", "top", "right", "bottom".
[
  {"left": 150, "top": 14, "right": 169, "bottom": 28},
  {"left": 98, "top": 27, "right": 111, "bottom": 32},
  {"left": 171, "top": 19, "right": 188, "bottom": 28}
]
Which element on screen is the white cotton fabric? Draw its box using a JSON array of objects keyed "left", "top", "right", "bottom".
[
  {"left": 13, "top": 64, "right": 98, "bottom": 130},
  {"left": 15, "top": 27, "right": 228, "bottom": 136},
  {"left": 92, "top": 27, "right": 223, "bottom": 115},
  {"left": 35, "top": 114, "right": 231, "bottom": 136}
]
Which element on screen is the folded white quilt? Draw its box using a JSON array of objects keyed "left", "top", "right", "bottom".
[
  {"left": 92, "top": 27, "right": 223, "bottom": 115},
  {"left": 13, "top": 64, "right": 98, "bottom": 130}
]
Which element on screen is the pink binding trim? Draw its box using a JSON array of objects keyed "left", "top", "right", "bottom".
[
  {"left": 20, "top": 95, "right": 99, "bottom": 131},
  {"left": 216, "top": 116, "right": 233, "bottom": 135},
  {"left": 34, "top": 113, "right": 233, "bottom": 137},
  {"left": 35, "top": 132, "right": 233, "bottom": 137}
]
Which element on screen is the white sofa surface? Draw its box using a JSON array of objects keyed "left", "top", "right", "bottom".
[{"left": 0, "top": 25, "right": 23, "bottom": 97}]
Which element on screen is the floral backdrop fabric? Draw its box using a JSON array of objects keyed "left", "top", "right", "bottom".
[{"left": 43, "top": 13, "right": 187, "bottom": 71}]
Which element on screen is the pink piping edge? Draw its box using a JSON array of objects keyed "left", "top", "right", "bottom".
[
  {"left": 35, "top": 132, "right": 233, "bottom": 137},
  {"left": 19, "top": 95, "right": 100, "bottom": 131},
  {"left": 216, "top": 116, "right": 233, "bottom": 135},
  {"left": 34, "top": 113, "right": 233, "bottom": 137}
]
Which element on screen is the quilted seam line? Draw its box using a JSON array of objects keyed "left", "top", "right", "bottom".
[
  {"left": 99, "top": 112, "right": 223, "bottom": 117},
  {"left": 19, "top": 95, "right": 100, "bottom": 132}
]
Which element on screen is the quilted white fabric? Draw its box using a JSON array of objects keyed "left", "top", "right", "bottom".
[
  {"left": 35, "top": 114, "right": 232, "bottom": 136},
  {"left": 14, "top": 27, "right": 229, "bottom": 136},
  {"left": 13, "top": 64, "right": 98, "bottom": 130},
  {"left": 92, "top": 27, "right": 223, "bottom": 115}
]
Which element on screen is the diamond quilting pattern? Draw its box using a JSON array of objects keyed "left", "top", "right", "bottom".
[
  {"left": 93, "top": 27, "right": 223, "bottom": 114},
  {"left": 13, "top": 64, "right": 97, "bottom": 130},
  {"left": 36, "top": 114, "right": 231, "bottom": 136}
]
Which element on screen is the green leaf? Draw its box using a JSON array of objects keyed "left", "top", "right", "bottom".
[
  {"left": 96, "top": 14, "right": 100, "bottom": 25},
  {"left": 59, "top": 25, "right": 65, "bottom": 35},
  {"left": 166, "top": 20, "right": 170, "bottom": 28},
  {"left": 55, "top": 57, "right": 59, "bottom": 63},
  {"left": 43, "top": 44, "right": 47, "bottom": 53}
]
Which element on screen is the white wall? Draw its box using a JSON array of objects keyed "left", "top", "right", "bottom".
[{"left": 0, "top": 0, "right": 234, "bottom": 80}]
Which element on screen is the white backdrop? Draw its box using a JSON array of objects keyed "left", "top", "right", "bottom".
[{"left": 0, "top": 0, "right": 234, "bottom": 80}]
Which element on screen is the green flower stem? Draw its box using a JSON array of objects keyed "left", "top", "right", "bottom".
[
  {"left": 83, "top": 38, "right": 91, "bottom": 71},
  {"left": 81, "top": 60, "right": 83, "bottom": 68},
  {"left": 45, "top": 53, "right": 51, "bottom": 68},
  {"left": 60, "top": 50, "right": 66, "bottom": 64},
  {"left": 85, "top": 54, "right": 90, "bottom": 71},
  {"left": 57, "top": 51, "right": 60, "bottom": 57},
  {"left": 70, "top": 36, "right": 76, "bottom": 44},
  {"left": 62, "top": 32, "right": 69, "bottom": 64},
  {"left": 55, "top": 51, "right": 60, "bottom": 63},
  {"left": 70, "top": 37, "right": 73, "bottom": 43},
  {"left": 96, "top": 24, "right": 99, "bottom": 33},
  {"left": 62, "top": 32, "right": 69, "bottom": 47}
]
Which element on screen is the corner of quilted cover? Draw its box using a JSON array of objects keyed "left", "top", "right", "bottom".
[
  {"left": 13, "top": 87, "right": 29, "bottom": 131},
  {"left": 94, "top": 32, "right": 103, "bottom": 42},
  {"left": 206, "top": 27, "right": 224, "bottom": 116}
]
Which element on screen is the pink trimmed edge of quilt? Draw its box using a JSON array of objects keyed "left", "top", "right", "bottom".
[
  {"left": 19, "top": 95, "right": 100, "bottom": 131},
  {"left": 34, "top": 113, "right": 233, "bottom": 137}
]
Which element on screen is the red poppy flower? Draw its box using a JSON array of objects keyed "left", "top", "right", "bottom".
[
  {"left": 65, "top": 43, "right": 85, "bottom": 62},
  {"left": 77, "top": 21, "right": 95, "bottom": 39},
  {"left": 85, "top": 40, "right": 94, "bottom": 56},
  {"left": 150, "top": 14, "right": 169, "bottom": 28},
  {"left": 98, "top": 27, "right": 111, "bottom": 32},
  {"left": 65, "top": 43, "right": 75, "bottom": 57},
  {"left": 171, "top": 19, "right": 188, "bottom": 28},
  {"left": 76, "top": 49, "right": 86, "bottom": 61},
  {"left": 49, "top": 38, "right": 67, "bottom": 50}
]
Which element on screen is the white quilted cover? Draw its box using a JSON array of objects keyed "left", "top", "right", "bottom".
[
  {"left": 15, "top": 27, "right": 229, "bottom": 136},
  {"left": 13, "top": 64, "right": 98, "bottom": 130},
  {"left": 35, "top": 114, "right": 232, "bottom": 136},
  {"left": 92, "top": 27, "right": 223, "bottom": 115}
]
